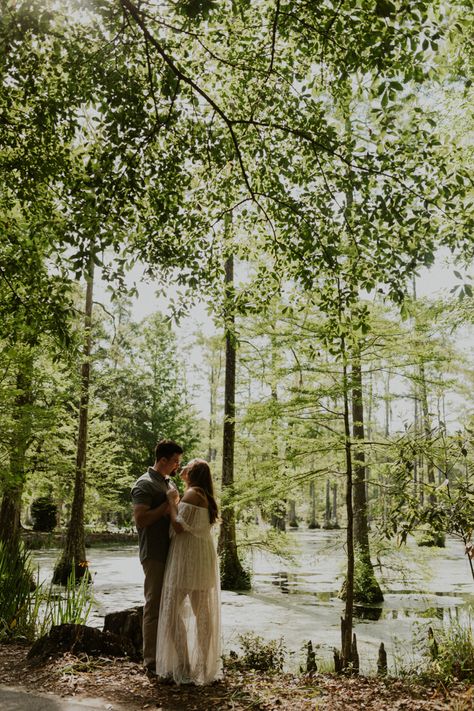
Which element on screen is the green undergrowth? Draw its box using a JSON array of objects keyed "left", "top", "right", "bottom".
[
  {"left": 224, "top": 633, "right": 286, "bottom": 673},
  {"left": 226, "top": 620, "right": 474, "bottom": 687},
  {"left": 394, "top": 616, "right": 474, "bottom": 686},
  {"left": 223, "top": 634, "right": 335, "bottom": 676},
  {"left": 426, "top": 620, "right": 474, "bottom": 683}
]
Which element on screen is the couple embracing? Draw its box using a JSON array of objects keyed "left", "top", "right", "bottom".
[{"left": 131, "top": 440, "right": 222, "bottom": 685}]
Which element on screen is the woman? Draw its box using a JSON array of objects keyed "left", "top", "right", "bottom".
[{"left": 155, "top": 459, "right": 222, "bottom": 685}]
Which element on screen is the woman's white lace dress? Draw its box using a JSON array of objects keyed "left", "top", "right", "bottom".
[{"left": 156, "top": 502, "right": 222, "bottom": 685}]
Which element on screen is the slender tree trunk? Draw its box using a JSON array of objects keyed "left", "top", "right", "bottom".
[
  {"left": 218, "top": 252, "right": 250, "bottom": 590},
  {"left": 207, "top": 361, "right": 217, "bottom": 462},
  {"left": 420, "top": 363, "right": 436, "bottom": 501},
  {"left": 436, "top": 394, "right": 443, "bottom": 485},
  {"left": 269, "top": 330, "right": 286, "bottom": 530},
  {"left": 335, "top": 117, "right": 358, "bottom": 671},
  {"left": 341, "top": 355, "right": 355, "bottom": 670},
  {"left": 380, "top": 370, "right": 391, "bottom": 526},
  {"left": 308, "top": 479, "right": 318, "bottom": 529},
  {"left": 0, "top": 357, "right": 34, "bottom": 549},
  {"left": 53, "top": 259, "right": 94, "bottom": 584},
  {"left": 441, "top": 393, "right": 448, "bottom": 482},
  {"left": 413, "top": 385, "right": 419, "bottom": 500},
  {"left": 384, "top": 371, "right": 391, "bottom": 439},
  {"left": 323, "top": 478, "right": 331, "bottom": 529},
  {"left": 352, "top": 355, "right": 369, "bottom": 549},
  {"left": 419, "top": 361, "right": 445, "bottom": 547},
  {"left": 366, "top": 368, "right": 373, "bottom": 510},
  {"left": 351, "top": 351, "right": 383, "bottom": 603},
  {"left": 206, "top": 340, "right": 222, "bottom": 463},
  {"left": 411, "top": 277, "right": 420, "bottom": 503},
  {"left": 332, "top": 483, "right": 339, "bottom": 527}
]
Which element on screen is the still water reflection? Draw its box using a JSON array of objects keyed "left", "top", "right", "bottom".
[{"left": 32, "top": 530, "right": 473, "bottom": 673}]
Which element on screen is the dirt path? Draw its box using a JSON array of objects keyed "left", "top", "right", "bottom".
[{"left": 0, "top": 685, "right": 131, "bottom": 711}]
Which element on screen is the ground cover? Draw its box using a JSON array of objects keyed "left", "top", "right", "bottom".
[{"left": 0, "top": 642, "right": 472, "bottom": 710}]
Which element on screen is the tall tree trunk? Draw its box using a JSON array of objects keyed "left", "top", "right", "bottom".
[
  {"left": 207, "top": 360, "right": 218, "bottom": 462},
  {"left": 288, "top": 499, "right": 298, "bottom": 528},
  {"left": 379, "top": 370, "right": 391, "bottom": 526},
  {"left": 269, "top": 329, "right": 286, "bottom": 530},
  {"left": 341, "top": 354, "right": 355, "bottom": 670},
  {"left": 420, "top": 363, "right": 436, "bottom": 502},
  {"left": 418, "top": 360, "right": 445, "bottom": 547},
  {"left": 332, "top": 483, "right": 339, "bottom": 528},
  {"left": 411, "top": 277, "right": 444, "bottom": 547},
  {"left": 323, "top": 478, "right": 331, "bottom": 529},
  {"left": 53, "top": 259, "right": 94, "bottom": 584},
  {"left": 218, "top": 252, "right": 250, "bottom": 590},
  {"left": 308, "top": 479, "right": 319, "bottom": 529},
  {"left": 441, "top": 393, "right": 448, "bottom": 483},
  {"left": 414, "top": 384, "right": 420, "bottom": 501},
  {"left": 336, "top": 115, "right": 358, "bottom": 671},
  {"left": 205, "top": 337, "right": 222, "bottom": 463},
  {"left": 0, "top": 355, "right": 34, "bottom": 549},
  {"left": 351, "top": 350, "right": 383, "bottom": 603},
  {"left": 412, "top": 277, "right": 420, "bottom": 502},
  {"left": 365, "top": 368, "right": 373, "bottom": 510}
]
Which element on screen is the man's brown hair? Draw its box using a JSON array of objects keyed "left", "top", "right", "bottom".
[{"left": 155, "top": 439, "right": 183, "bottom": 461}]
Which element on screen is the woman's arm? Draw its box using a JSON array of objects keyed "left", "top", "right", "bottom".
[{"left": 168, "top": 488, "right": 207, "bottom": 534}]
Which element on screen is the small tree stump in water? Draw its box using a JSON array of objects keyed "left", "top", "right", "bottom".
[
  {"left": 103, "top": 606, "right": 143, "bottom": 660},
  {"left": 377, "top": 642, "right": 387, "bottom": 676},
  {"left": 303, "top": 640, "right": 317, "bottom": 673},
  {"left": 351, "top": 633, "right": 359, "bottom": 675},
  {"left": 428, "top": 626, "right": 439, "bottom": 660},
  {"left": 335, "top": 619, "right": 359, "bottom": 675}
]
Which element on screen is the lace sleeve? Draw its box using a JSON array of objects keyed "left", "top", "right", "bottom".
[{"left": 176, "top": 502, "right": 207, "bottom": 533}]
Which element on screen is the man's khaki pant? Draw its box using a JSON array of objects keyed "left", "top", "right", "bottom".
[{"left": 142, "top": 558, "right": 166, "bottom": 670}]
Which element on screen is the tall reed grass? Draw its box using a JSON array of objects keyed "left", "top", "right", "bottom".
[
  {"left": 0, "top": 541, "right": 93, "bottom": 642},
  {"left": 0, "top": 541, "right": 36, "bottom": 640}
]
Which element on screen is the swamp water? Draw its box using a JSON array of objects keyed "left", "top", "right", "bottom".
[{"left": 32, "top": 530, "right": 474, "bottom": 673}]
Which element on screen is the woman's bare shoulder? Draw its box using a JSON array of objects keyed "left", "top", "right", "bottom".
[{"left": 181, "top": 488, "right": 208, "bottom": 508}]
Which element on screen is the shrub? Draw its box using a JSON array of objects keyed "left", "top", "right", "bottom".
[
  {"left": 428, "top": 619, "right": 474, "bottom": 683},
  {"left": 31, "top": 496, "right": 57, "bottom": 532},
  {"left": 225, "top": 632, "right": 286, "bottom": 673}
]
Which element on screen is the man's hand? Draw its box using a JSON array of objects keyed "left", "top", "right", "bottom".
[
  {"left": 133, "top": 501, "right": 170, "bottom": 529},
  {"left": 167, "top": 487, "right": 180, "bottom": 505}
]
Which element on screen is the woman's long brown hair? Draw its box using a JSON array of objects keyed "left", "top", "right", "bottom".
[{"left": 188, "top": 459, "right": 218, "bottom": 525}]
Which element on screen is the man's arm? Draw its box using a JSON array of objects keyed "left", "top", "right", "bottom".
[
  {"left": 133, "top": 501, "right": 170, "bottom": 529},
  {"left": 167, "top": 488, "right": 184, "bottom": 533}
]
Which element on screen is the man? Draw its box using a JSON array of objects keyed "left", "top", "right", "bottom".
[{"left": 131, "top": 439, "right": 183, "bottom": 673}]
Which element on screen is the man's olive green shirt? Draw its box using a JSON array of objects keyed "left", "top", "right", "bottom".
[{"left": 131, "top": 467, "right": 175, "bottom": 563}]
